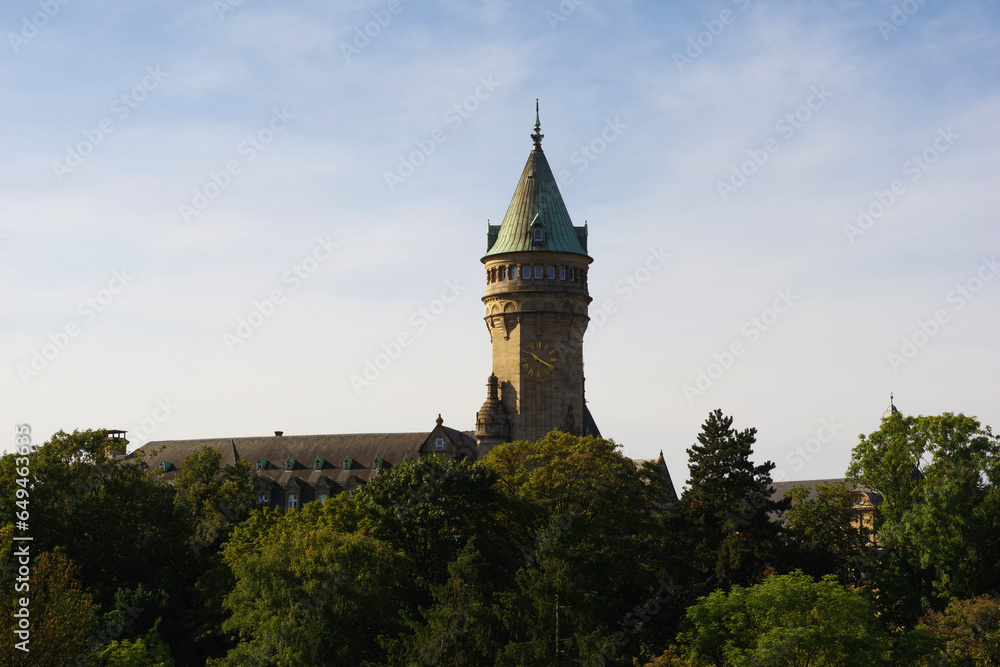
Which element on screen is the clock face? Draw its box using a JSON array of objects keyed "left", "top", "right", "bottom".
[{"left": 521, "top": 341, "right": 558, "bottom": 379}]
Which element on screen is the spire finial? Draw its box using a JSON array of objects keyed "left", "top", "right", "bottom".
[{"left": 531, "top": 99, "right": 544, "bottom": 150}]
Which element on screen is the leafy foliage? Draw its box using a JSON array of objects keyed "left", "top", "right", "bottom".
[
  {"left": 848, "top": 413, "right": 1000, "bottom": 625},
  {"left": 666, "top": 571, "right": 891, "bottom": 666}
]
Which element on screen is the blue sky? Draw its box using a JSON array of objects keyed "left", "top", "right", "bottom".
[{"left": 3, "top": 0, "right": 998, "bottom": 488}]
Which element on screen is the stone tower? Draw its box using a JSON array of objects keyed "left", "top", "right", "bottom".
[{"left": 475, "top": 105, "right": 599, "bottom": 456}]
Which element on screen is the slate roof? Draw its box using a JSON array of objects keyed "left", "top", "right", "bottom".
[
  {"left": 136, "top": 427, "right": 478, "bottom": 491},
  {"left": 485, "top": 113, "right": 589, "bottom": 258}
]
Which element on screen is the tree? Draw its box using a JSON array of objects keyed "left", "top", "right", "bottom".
[
  {"left": 212, "top": 496, "right": 417, "bottom": 666},
  {"left": 0, "top": 541, "right": 100, "bottom": 667},
  {"left": 357, "top": 454, "right": 511, "bottom": 589},
  {"left": 671, "top": 410, "right": 786, "bottom": 592},
  {"left": 484, "top": 430, "right": 676, "bottom": 666},
  {"left": 0, "top": 429, "right": 189, "bottom": 610},
  {"left": 173, "top": 444, "right": 263, "bottom": 555},
  {"left": 847, "top": 413, "right": 1000, "bottom": 625},
  {"left": 663, "top": 571, "right": 891, "bottom": 666},
  {"left": 896, "top": 595, "right": 1000, "bottom": 666},
  {"left": 780, "top": 482, "right": 868, "bottom": 584}
]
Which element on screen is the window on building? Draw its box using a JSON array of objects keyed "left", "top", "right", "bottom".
[
  {"left": 522, "top": 265, "right": 530, "bottom": 278},
  {"left": 373, "top": 455, "right": 383, "bottom": 470},
  {"left": 499, "top": 266, "right": 506, "bottom": 280},
  {"left": 159, "top": 460, "right": 173, "bottom": 472},
  {"left": 534, "top": 265, "right": 543, "bottom": 279},
  {"left": 434, "top": 436, "right": 446, "bottom": 451},
  {"left": 257, "top": 492, "right": 269, "bottom": 505},
  {"left": 285, "top": 457, "right": 296, "bottom": 471},
  {"left": 343, "top": 456, "right": 353, "bottom": 470},
  {"left": 316, "top": 493, "right": 328, "bottom": 504},
  {"left": 559, "top": 266, "right": 566, "bottom": 280},
  {"left": 511, "top": 266, "right": 518, "bottom": 279},
  {"left": 256, "top": 458, "right": 267, "bottom": 471},
  {"left": 547, "top": 266, "right": 555, "bottom": 279},
  {"left": 287, "top": 495, "right": 298, "bottom": 510},
  {"left": 314, "top": 457, "right": 325, "bottom": 470},
  {"left": 532, "top": 227, "right": 544, "bottom": 243}
]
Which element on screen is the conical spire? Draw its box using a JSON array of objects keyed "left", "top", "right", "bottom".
[{"left": 484, "top": 103, "right": 589, "bottom": 258}]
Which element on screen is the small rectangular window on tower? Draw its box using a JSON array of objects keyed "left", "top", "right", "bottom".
[
  {"left": 547, "top": 266, "right": 554, "bottom": 279},
  {"left": 522, "top": 265, "right": 530, "bottom": 278},
  {"left": 499, "top": 266, "right": 506, "bottom": 280},
  {"left": 559, "top": 266, "right": 566, "bottom": 280},
  {"left": 534, "top": 265, "right": 543, "bottom": 279}
]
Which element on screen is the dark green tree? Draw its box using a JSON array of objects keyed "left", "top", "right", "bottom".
[
  {"left": 484, "top": 430, "right": 676, "bottom": 666},
  {"left": 671, "top": 410, "right": 786, "bottom": 592},
  {"left": 780, "top": 482, "right": 868, "bottom": 584}
]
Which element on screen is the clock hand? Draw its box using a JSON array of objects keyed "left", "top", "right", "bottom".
[{"left": 531, "top": 354, "right": 555, "bottom": 370}]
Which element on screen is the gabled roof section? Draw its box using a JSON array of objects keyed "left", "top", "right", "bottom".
[{"left": 484, "top": 105, "right": 589, "bottom": 259}]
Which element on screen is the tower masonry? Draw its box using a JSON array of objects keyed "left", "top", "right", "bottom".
[{"left": 475, "top": 105, "right": 600, "bottom": 456}]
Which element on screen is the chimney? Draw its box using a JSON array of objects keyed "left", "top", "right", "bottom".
[{"left": 274, "top": 431, "right": 283, "bottom": 437}]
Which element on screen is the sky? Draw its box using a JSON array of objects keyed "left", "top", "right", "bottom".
[{"left": 3, "top": 0, "right": 998, "bottom": 489}]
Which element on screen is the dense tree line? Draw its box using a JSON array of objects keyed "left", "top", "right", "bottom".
[{"left": 1, "top": 408, "right": 998, "bottom": 665}]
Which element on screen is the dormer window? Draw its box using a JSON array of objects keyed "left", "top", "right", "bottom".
[
  {"left": 159, "top": 460, "right": 173, "bottom": 472},
  {"left": 532, "top": 226, "right": 544, "bottom": 243},
  {"left": 373, "top": 455, "right": 383, "bottom": 470},
  {"left": 434, "top": 436, "right": 446, "bottom": 451},
  {"left": 285, "top": 457, "right": 296, "bottom": 471},
  {"left": 314, "top": 457, "right": 325, "bottom": 470},
  {"left": 343, "top": 456, "right": 353, "bottom": 470},
  {"left": 256, "top": 458, "right": 267, "bottom": 471}
]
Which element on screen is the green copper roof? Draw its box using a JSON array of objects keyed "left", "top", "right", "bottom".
[{"left": 485, "top": 108, "right": 589, "bottom": 258}]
